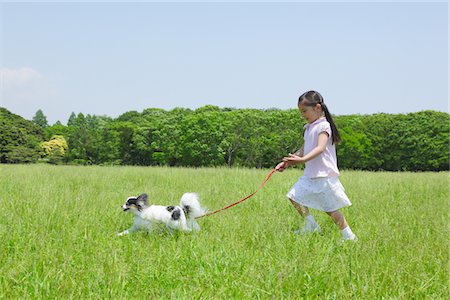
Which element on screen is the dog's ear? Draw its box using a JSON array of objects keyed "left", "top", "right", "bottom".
[
  {"left": 137, "top": 193, "right": 148, "bottom": 202},
  {"left": 136, "top": 194, "right": 148, "bottom": 210}
]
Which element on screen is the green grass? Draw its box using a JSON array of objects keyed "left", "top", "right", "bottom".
[{"left": 0, "top": 165, "right": 448, "bottom": 299}]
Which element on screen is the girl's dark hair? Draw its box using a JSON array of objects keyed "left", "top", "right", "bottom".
[{"left": 298, "top": 90, "right": 341, "bottom": 144}]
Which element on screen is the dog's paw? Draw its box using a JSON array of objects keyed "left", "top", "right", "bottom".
[{"left": 118, "top": 230, "right": 129, "bottom": 236}]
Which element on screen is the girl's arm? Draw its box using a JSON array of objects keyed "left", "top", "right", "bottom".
[{"left": 283, "top": 132, "right": 328, "bottom": 165}]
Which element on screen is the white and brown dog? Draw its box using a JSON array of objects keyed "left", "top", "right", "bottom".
[{"left": 118, "top": 193, "right": 205, "bottom": 236}]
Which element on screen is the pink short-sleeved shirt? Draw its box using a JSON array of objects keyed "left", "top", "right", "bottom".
[{"left": 303, "top": 117, "right": 340, "bottom": 178}]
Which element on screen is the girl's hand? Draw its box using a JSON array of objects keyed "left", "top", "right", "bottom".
[
  {"left": 275, "top": 161, "right": 287, "bottom": 172},
  {"left": 283, "top": 153, "right": 305, "bottom": 164}
]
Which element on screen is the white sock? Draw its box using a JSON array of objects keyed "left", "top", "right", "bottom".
[
  {"left": 305, "top": 215, "right": 318, "bottom": 226},
  {"left": 341, "top": 226, "right": 354, "bottom": 237}
]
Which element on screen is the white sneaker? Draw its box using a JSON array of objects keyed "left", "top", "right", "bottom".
[
  {"left": 341, "top": 233, "right": 358, "bottom": 241},
  {"left": 294, "top": 222, "right": 321, "bottom": 235}
]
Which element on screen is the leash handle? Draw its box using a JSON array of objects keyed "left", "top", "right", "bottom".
[{"left": 195, "top": 168, "right": 278, "bottom": 219}]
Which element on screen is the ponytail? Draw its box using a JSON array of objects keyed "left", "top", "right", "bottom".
[
  {"left": 321, "top": 103, "right": 341, "bottom": 144},
  {"left": 298, "top": 90, "right": 341, "bottom": 144}
]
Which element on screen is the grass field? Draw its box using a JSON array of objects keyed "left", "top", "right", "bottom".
[{"left": 0, "top": 165, "right": 448, "bottom": 299}]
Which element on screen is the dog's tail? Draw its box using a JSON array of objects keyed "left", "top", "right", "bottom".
[{"left": 180, "top": 193, "right": 205, "bottom": 219}]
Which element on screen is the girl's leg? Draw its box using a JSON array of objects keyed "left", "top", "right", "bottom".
[
  {"left": 325, "top": 210, "right": 348, "bottom": 230},
  {"left": 288, "top": 198, "right": 320, "bottom": 233},
  {"left": 289, "top": 199, "right": 310, "bottom": 217},
  {"left": 326, "top": 210, "right": 357, "bottom": 240}
]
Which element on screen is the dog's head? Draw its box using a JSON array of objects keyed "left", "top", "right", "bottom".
[{"left": 122, "top": 193, "right": 148, "bottom": 213}]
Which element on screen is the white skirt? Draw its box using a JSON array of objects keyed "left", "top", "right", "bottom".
[{"left": 286, "top": 176, "right": 351, "bottom": 212}]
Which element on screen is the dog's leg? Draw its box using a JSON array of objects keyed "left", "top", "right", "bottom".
[
  {"left": 145, "top": 222, "right": 153, "bottom": 234},
  {"left": 188, "top": 219, "right": 200, "bottom": 231},
  {"left": 118, "top": 222, "right": 140, "bottom": 236},
  {"left": 165, "top": 224, "right": 175, "bottom": 235},
  {"left": 179, "top": 212, "right": 191, "bottom": 232}
]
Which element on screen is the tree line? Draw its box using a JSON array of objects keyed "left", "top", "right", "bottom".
[{"left": 0, "top": 106, "right": 448, "bottom": 171}]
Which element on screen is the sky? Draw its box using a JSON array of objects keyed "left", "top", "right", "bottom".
[{"left": 0, "top": 0, "right": 448, "bottom": 124}]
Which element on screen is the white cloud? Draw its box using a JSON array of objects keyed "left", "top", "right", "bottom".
[
  {"left": 0, "top": 67, "right": 61, "bottom": 122},
  {"left": 0, "top": 67, "right": 43, "bottom": 89}
]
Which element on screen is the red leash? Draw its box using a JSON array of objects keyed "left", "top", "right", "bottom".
[{"left": 195, "top": 168, "right": 278, "bottom": 219}]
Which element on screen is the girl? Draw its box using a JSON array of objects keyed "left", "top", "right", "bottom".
[{"left": 276, "top": 90, "right": 357, "bottom": 241}]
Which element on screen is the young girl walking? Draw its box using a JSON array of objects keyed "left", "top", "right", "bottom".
[{"left": 276, "top": 90, "right": 357, "bottom": 241}]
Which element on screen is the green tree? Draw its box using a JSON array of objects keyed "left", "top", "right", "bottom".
[
  {"left": 67, "top": 112, "right": 77, "bottom": 126},
  {"left": 44, "top": 122, "right": 69, "bottom": 140},
  {"left": 66, "top": 113, "right": 90, "bottom": 164},
  {"left": 1, "top": 106, "right": 448, "bottom": 170},
  {"left": 335, "top": 115, "right": 376, "bottom": 170},
  {"left": 179, "top": 109, "right": 226, "bottom": 167},
  {"left": 0, "top": 108, "right": 43, "bottom": 163},
  {"left": 148, "top": 108, "right": 191, "bottom": 166},
  {"left": 106, "top": 121, "right": 138, "bottom": 165},
  {"left": 32, "top": 109, "right": 48, "bottom": 128}
]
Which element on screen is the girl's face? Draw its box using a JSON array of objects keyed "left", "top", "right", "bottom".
[{"left": 298, "top": 101, "right": 322, "bottom": 123}]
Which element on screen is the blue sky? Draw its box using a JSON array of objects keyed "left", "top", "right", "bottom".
[{"left": 1, "top": 1, "right": 448, "bottom": 124}]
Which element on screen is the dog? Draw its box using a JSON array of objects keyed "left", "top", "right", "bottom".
[{"left": 118, "top": 192, "right": 206, "bottom": 236}]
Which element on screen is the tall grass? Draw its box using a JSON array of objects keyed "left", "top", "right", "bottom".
[{"left": 0, "top": 165, "right": 448, "bottom": 299}]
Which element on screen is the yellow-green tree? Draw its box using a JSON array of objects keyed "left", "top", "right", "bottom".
[{"left": 40, "top": 135, "right": 68, "bottom": 164}]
